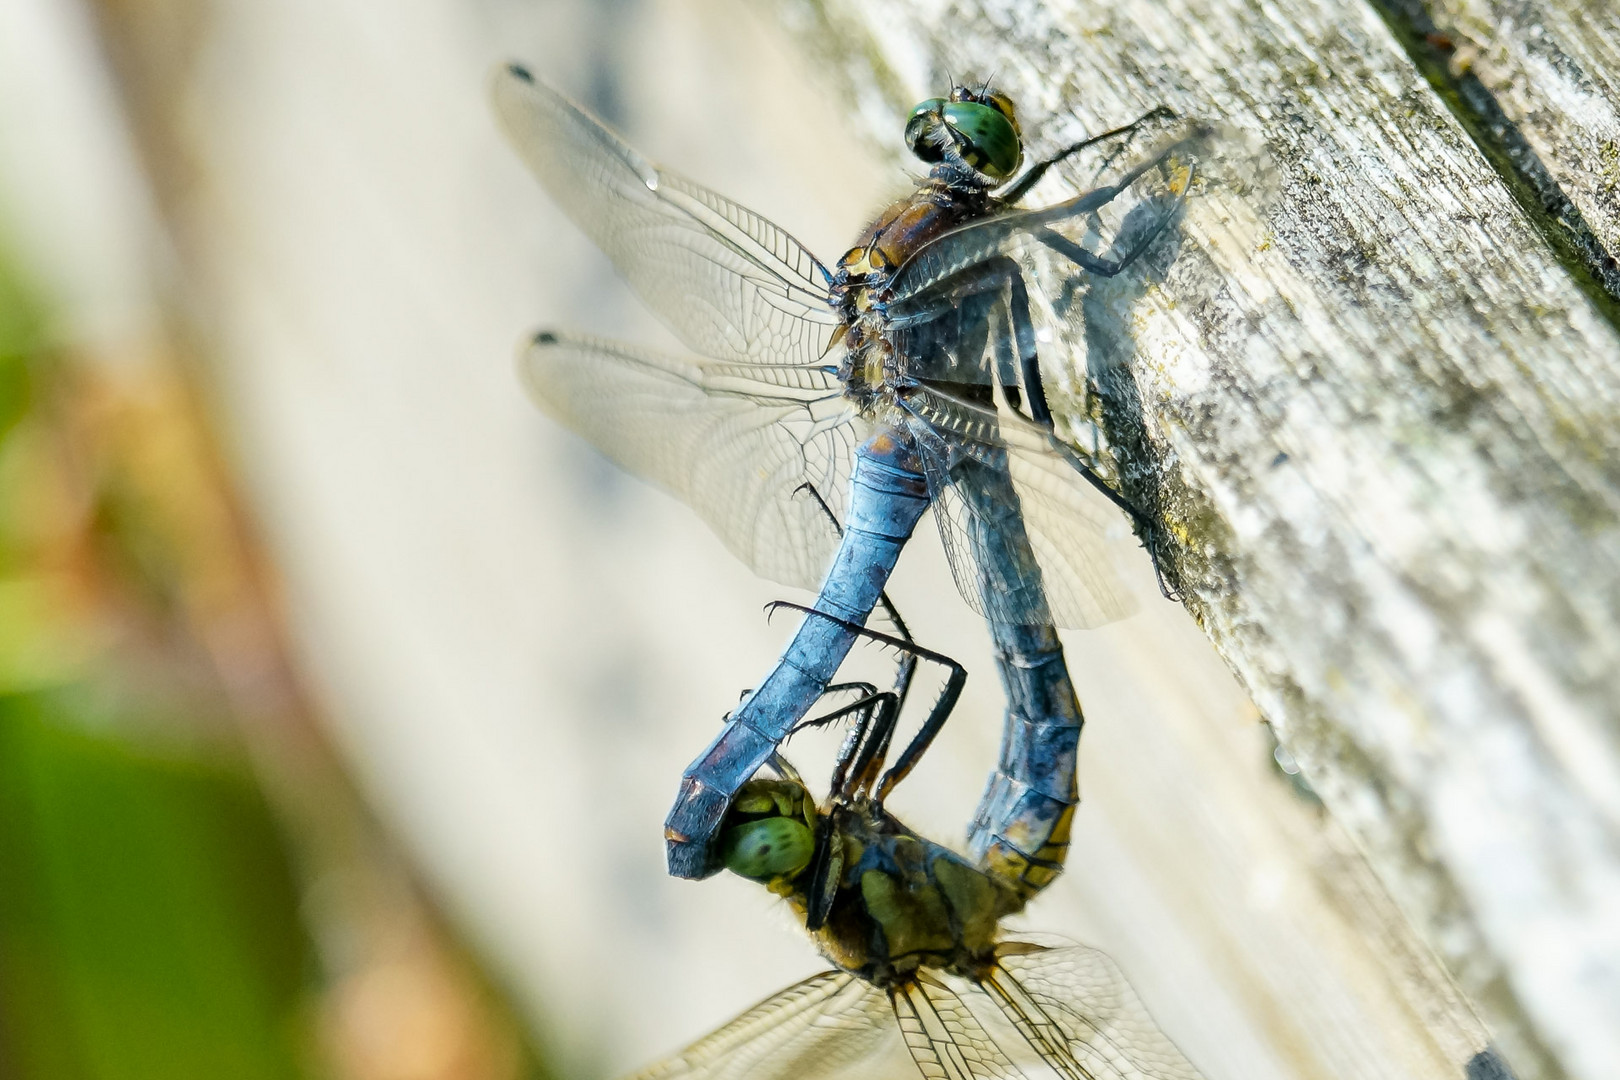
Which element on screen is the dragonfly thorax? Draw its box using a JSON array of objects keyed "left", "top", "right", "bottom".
[
  {"left": 832, "top": 177, "right": 998, "bottom": 295},
  {"left": 832, "top": 316, "right": 900, "bottom": 412},
  {"left": 721, "top": 779, "right": 1021, "bottom": 988},
  {"left": 831, "top": 174, "right": 1003, "bottom": 412}
]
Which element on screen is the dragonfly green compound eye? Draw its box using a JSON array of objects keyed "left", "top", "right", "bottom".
[
  {"left": 942, "top": 101, "right": 1022, "bottom": 179},
  {"left": 721, "top": 817, "right": 814, "bottom": 881}
]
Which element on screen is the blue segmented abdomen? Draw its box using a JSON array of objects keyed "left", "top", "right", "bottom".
[
  {"left": 966, "top": 619, "right": 1081, "bottom": 900},
  {"left": 665, "top": 429, "right": 931, "bottom": 879},
  {"left": 955, "top": 455, "right": 1083, "bottom": 901}
]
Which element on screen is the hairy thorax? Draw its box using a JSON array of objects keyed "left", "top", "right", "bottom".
[
  {"left": 783, "top": 802, "right": 1023, "bottom": 988},
  {"left": 830, "top": 176, "right": 999, "bottom": 415}
]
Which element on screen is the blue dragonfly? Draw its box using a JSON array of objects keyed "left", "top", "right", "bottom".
[{"left": 493, "top": 64, "right": 1203, "bottom": 879}]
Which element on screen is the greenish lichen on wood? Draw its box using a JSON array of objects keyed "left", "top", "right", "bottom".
[{"left": 786, "top": 2, "right": 1620, "bottom": 1079}]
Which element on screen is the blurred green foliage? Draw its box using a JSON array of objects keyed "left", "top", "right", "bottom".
[
  {"left": 0, "top": 249, "right": 39, "bottom": 444},
  {"left": 0, "top": 690, "right": 315, "bottom": 1080},
  {"left": 0, "top": 244, "right": 319, "bottom": 1079}
]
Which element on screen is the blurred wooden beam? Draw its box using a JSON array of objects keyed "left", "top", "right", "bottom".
[{"left": 793, "top": 2, "right": 1620, "bottom": 1079}]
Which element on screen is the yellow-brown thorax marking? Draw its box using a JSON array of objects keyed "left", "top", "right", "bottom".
[{"left": 831, "top": 179, "right": 999, "bottom": 410}]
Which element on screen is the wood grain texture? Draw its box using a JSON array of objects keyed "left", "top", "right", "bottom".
[
  {"left": 788, "top": 2, "right": 1620, "bottom": 1079},
  {"left": 1410, "top": 0, "right": 1620, "bottom": 299}
]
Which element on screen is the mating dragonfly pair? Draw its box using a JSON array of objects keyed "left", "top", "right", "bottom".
[{"left": 495, "top": 63, "right": 1210, "bottom": 1080}]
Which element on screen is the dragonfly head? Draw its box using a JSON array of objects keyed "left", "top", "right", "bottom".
[
  {"left": 904, "top": 85, "right": 1024, "bottom": 184},
  {"left": 719, "top": 778, "right": 817, "bottom": 887}
]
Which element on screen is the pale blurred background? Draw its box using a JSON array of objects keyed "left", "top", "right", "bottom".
[{"left": 0, "top": 1, "right": 1510, "bottom": 1079}]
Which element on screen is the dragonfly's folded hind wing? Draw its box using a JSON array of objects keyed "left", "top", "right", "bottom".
[
  {"left": 522, "top": 331, "right": 862, "bottom": 592},
  {"left": 492, "top": 65, "right": 842, "bottom": 371},
  {"left": 902, "top": 393, "right": 1137, "bottom": 630},
  {"left": 630, "top": 971, "right": 903, "bottom": 1080},
  {"left": 983, "top": 940, "right": 1208, "bottom": 1080},
  {"left": 998, "top": 409, "right": 1144, "bottom": 629}
]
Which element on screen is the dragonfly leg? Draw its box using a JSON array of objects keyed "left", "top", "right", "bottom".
[
  {"left": 1044, "top": 434, "right": 1185, "bottom": 602},
  {"left": 871, "top": 652, "right": 965, "bottom": 804},
  {"left": 765, "top": 600, "right": 966, "bottom": 803},
  {"left": 802, "top": 811, "right": 840, "bottom": 931},
  {"left": 1000, "top": 257, "right": 1048, "bottom": 425},
  {"left": 796, "top": 681, "right": 883, "bottom": 722},
  {"left": 999, "top": 104, "right": 1178, "bottom": 203},
  {"left": 792, "top": 686, "right": 899, "bottom": 802},
  {"left": 844, "top": 693, "right": 902, "bottom": 800},
  {"left": 763, "top": 601, "right": 956, "bottom": 669},
  {"left": 1033, "top": 154, "right": 1199, "bottom": 281},
  {"left": 831, "top": 696, "right": 890, "bottom": 801}
]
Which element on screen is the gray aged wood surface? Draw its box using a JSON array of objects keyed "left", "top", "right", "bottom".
[
  {"left": 1414, "top": 0, "right": 1620, "bottom": 300},
  {"left": 790, "top": 2, "right": 1620, "bottom": 1079}
]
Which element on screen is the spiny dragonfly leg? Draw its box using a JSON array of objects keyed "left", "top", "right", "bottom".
[
  {"left": 999, "top": 104, "right": 1178, "bottom": 203},
  {"left": 871, "top": 655, "right": 965, "bottom": 803},
  {"left": 765, "top": 600, "right": 966, "bottom": 805},
  {"left": 787, "top": 681, "right": 897, "bottom": 800},
  {"left": 1032, "top": 149, "right": 1199, "bottom": 280},
  {"left": 1046, "top": 437, "right": 1186, "bottom": 602},
  {"left": 994, "top": 256, "right": 1047, "bottom": 424},
  {"left": 801, "top": 681, "right": 883, "bottom": 714}
]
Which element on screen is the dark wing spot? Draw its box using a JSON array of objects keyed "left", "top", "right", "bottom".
[{"left": 506, "top": 63, "right": 534, "bottom": 83}]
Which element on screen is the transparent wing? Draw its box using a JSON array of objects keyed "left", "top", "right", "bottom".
[
  {"left": 891, "top": 974, "right": 1022, "bottom": 1080},
  {"left": 522, "top": 331, "right": 864, "bottom": 591},
  {"left": 979, "top": 939, "right": 1209, "bottom": 1080},
  {"left": 901, "top": 393, "right": 1138, "bottom": 630},
  {"left": 629, "top": 971, "right": 908, "bottom": 1080},
  {"left": 492, "top": 64, "right": 842, "bottom": 369},
  {"left": 1001, "top": 409, "right": 1143, "bottom": 629}
]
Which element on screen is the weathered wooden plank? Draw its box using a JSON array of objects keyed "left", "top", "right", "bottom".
[
  {"left": 1399, "top": 0, "right": 1620, "bottom": 300},
  {"left": 790, "top": 2, "right": 1620, "bottom": 1079}
]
